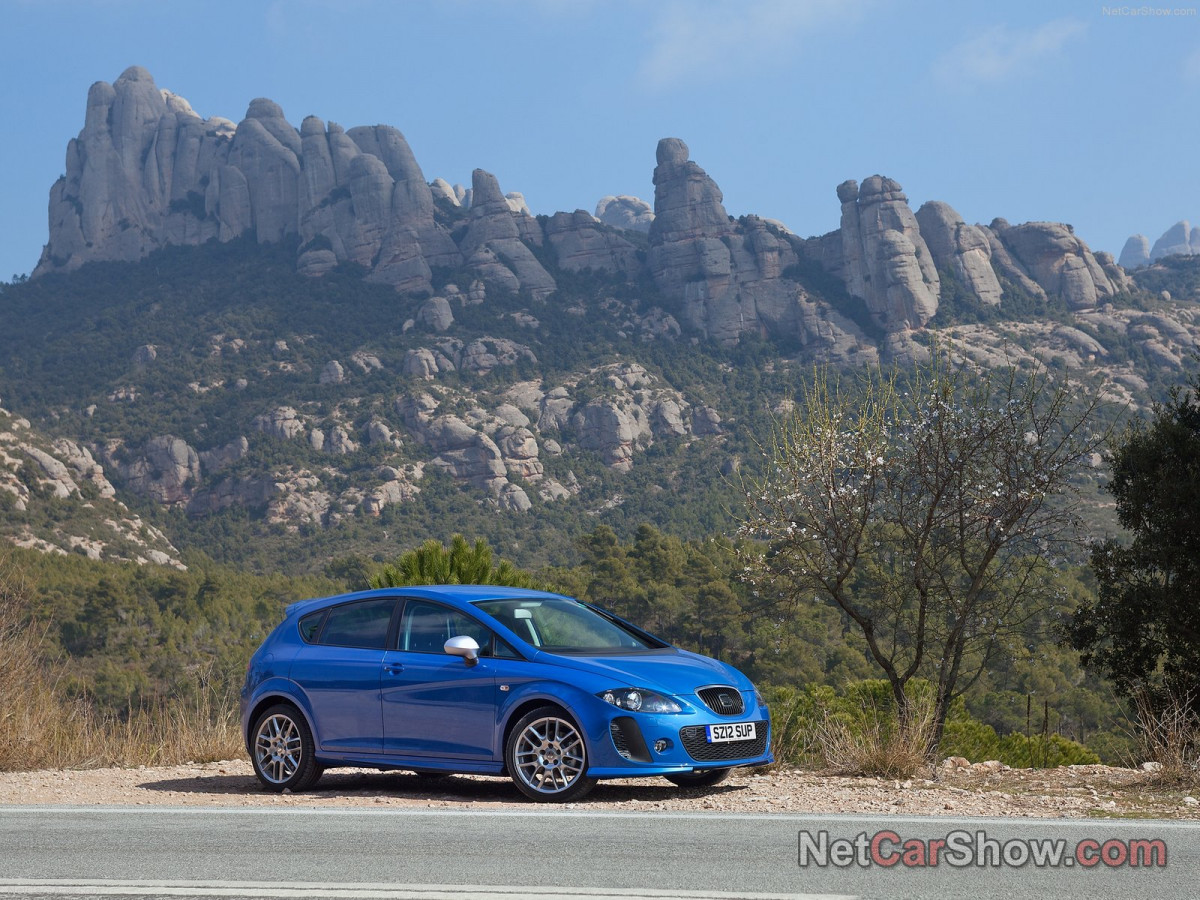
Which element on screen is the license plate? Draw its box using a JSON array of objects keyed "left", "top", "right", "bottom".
[{"left": 706, "top": 722, "right": 756, "bottom": 743}]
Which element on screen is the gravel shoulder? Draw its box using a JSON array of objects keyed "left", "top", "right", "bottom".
[{"left": 2, "top": 760, "right": 1199, "bottom": 819}]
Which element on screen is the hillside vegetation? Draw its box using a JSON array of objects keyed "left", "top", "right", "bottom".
[
  {"left": 5, "top": 240, "right": 1195, "bottom": 572},
  {"left": 2, "top": 240, "right": 1199, "bottom": 775},
  {"left": 0, "top": 523, "right": 1130, "bottom": 771}
]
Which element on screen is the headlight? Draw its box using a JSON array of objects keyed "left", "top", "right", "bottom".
[{"left": 598, "top": 688, "right": 681, "bottom": 714}]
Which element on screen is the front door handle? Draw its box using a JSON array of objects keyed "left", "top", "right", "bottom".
[{"left": 384, "top": 663, "right": 405, "bottom": 675}]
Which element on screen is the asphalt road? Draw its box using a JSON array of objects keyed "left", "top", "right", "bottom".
[{"left": 0, "top": 806, "right": 1195, "bottom": 900}]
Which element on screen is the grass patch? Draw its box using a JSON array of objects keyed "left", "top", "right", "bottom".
[
  {"left": 1132, "top": 688, "right": 1200, "bottom": 788},
  {"left": 812, "top": 694, "right": 935, "bottom": 780},
  {"left": 0, "top": 549, "right": 242, "bottom": 771}
]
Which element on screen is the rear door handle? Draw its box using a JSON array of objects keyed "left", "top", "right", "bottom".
[{"left": 384, "top": 663, "right": 405, "bottom": 675}]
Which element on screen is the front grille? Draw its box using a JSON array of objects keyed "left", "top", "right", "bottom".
[
  {"left": 679, "top": 722, "right": 769, "bottom": 762},
  {"left": 697, "top": 686, "right": 745, "bottom": 717}
]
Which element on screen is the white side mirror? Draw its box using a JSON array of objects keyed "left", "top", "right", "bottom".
[{"left": 444, "top": 635, "right": 480, "bottom": 665}]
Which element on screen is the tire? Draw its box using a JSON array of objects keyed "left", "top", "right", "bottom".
[
  {"left": 250, "top": 703, "right": 323, "bottom": 792},
  {"left": 665, "top": 768, "right": 732, "bottom": 788},
  {"left": 505, "top": 706, "right": 598, "bottom": 802}
]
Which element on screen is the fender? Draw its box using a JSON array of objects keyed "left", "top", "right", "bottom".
[
  {"left": 242, "top": 677, "right": 321, "bottom": 754},
  {"left": 495, "top": 679, "right": 607, "bottom": 762}
]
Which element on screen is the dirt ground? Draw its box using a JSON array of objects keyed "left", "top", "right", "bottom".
[{"left": 2, "top": 759, "right": 1198, "bottom": 818}]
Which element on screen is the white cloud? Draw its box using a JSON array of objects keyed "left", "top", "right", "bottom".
[
  {"left": 932, "top": 18, "right": 1086, "bottom": 88},
  {"left": 637, "top": 0, "right": 867, "bottom": 90}
]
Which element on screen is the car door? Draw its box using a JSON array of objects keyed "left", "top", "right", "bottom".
[
  {"left": 380, "top": 599, "right": 512, "bottom": 760},
  {"left": 289, "top": 596, "right": 397, "bottom": 753}
]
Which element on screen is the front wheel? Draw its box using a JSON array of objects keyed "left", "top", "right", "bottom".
[
  {"left": 251, "top": 704, "right": 322, "bottom": 792},
  {"left": 505, "top": 706, "right": 597, "bottom": 802},
  {"left": 665, "top": 768, "right": 731, "bottom": 788}
]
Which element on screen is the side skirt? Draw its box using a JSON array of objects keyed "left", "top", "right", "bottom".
[{"left": 312, "top": 752, "right": 506, "bottom": 776}]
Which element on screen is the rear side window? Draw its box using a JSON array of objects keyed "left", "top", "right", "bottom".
[
  {"left": 317, "top": 598, "right": 396, "bottom": 649},
  {"left": 298, "top": 610, "right": 325, "bottom": 643}
]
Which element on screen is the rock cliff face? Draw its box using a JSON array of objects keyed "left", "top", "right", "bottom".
[
  {"left": 988, "top": 220, "right": 1125, "bottom": 310},
  {"left": 1120, "top": 221, "right": 1200, "bottom": 270},
  {"left": 1118, "top": 223, "right": 1200, "bottom": 271},
  {"left": 36, "top": 68, "right": 557, "bottom": 299},
  {"left": 644, "top": 138, "right": 872, "bottom": 359},
  {"left": 457, "top": 169, "right": 555, "bottom": 299},
  {"left": 38, "top": 68, "right": 1138, "bottom": 355},
  {"left": 1119, "top": 234, "right": 1152, "bottom": 270},
  {"left": 595, "top": 195, "right": 654, "bottom": 232},
  {"left": 644, "top": 140, "right": 735, "bottom": 334},
  {"left": 41, "top": 67, "right": 232, "bottom": 270},
  {"left": 294, "top": 120, "right": 461, "bottom": 292},
  {"left": 564, "top": 363, "right": 692, "bottom": 472},
  {"left": 810, "top": 180, "right": 1126, "bottom": 327},
  {"left": 0, "top": 402, "right": 183, "bottom": 566},
  {"left": 915, "top": 201, "right": 1002, "bottom": 306},
  {"left": 1151, "top": 221, "right": 1200, "bottom": 260},
  {"left": 834, "top": 177, "right": 940, "bottom": 330},
  {"left": 544, "top": 210, "right": 640, "bottom": 277},
  {"left": 98, "top": 435, "right": 200, "bottom": 506}
]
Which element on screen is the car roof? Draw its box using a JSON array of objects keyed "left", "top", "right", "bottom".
[{"left": 285, "top": 584, "right": 573, "bottom": 618}]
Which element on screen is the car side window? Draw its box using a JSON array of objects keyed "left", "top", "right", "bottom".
[
  {"left": 398, "top": 600, "right": 504, "bottom": 656},
  {"left": 298, "top": 610, "right": 325, "bottom": 643},
  {"left": 492, "top": 637, "right": 521, "bottom": 659},
  {"left": 316, "top": 598, "right": 395, "bottom": 649}
]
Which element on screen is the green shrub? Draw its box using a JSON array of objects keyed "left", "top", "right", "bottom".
[
  {"left": 766, "top": 678, "right": 1100, "bottom": 770},
  {"left": 997, "top": 733, "right": 1100, "bottom": 767},
  {"left": 941, "top": 714, "right": 1003, "bottom": 762},
  {"left": 761, "top": 683, "right": 832, "bottom": 766},
  {"left": 765, "top": 679, "right": 935, "bottom": 776},
  {"left": 1085, "top": 729, "right": 1138, "bottom": 766}
]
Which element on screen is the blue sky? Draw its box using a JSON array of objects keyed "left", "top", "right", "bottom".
[{"left": 1, "top": 0, "right": 1197, "bottom": 280}]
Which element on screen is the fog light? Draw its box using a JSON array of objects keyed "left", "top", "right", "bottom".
[{"left": 654, "top": 739, "right": 670, "bottom": 753}]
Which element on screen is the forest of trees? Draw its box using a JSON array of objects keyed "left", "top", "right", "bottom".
[{"left": 0, "top": 517, "right": 1129, "bottom": 768}]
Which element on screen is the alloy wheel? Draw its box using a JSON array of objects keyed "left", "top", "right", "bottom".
[
  {"left": 513, "top": 715, "right": 587, "bottom": 795},
  {"left": 254, "top": 712, "right": 303, "bottom": 785}
]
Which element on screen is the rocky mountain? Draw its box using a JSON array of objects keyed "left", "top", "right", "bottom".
[
  {"left": 8, "top": 67, "right": 1200, "bottom": 570},
  {"left": 40, "top": 68, "right": 1139, "bottom": 352},
  {"left": 1120, "top": 221, "right": 1200, "bottom": 269},
  {"left": 0, "top": 400, "right": 184, "bottom": 567},
  {"left": 595, "top": 195, "right": 654, "bottom": 232}
]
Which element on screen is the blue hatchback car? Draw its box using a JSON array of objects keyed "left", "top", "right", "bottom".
[{"left": 241, "top": 585, "right": 772, "bottom": 801}]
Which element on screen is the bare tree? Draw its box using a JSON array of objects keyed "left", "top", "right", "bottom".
[{"left": 740, "top": 351, "right": 1108, "bottom": 753}]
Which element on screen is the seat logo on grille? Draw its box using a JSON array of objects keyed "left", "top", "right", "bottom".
[{"left": 719, "top": 694, "right": 733, "bottom": 708}]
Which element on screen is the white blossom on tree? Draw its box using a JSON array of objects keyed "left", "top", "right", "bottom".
[{"left": 740, "top": 350, "right": 1110, "bottom": 753}]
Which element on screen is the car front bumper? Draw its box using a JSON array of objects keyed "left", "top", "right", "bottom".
[{"left": 583, "top": 698, "right": 773, "bottom": 777}]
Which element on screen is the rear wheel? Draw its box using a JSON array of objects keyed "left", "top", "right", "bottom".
[
  {"left": 505, "top": 706, "right": 597, "bottom": 802},
  {"left": 665, "top": 768, "right": 731, "bottom": 788},
  {"left": 251, "top": 704, "right": 322, "bottom": 792}
]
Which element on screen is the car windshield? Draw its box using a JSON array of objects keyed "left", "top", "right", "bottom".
[{"left": 473, "top": 598, "right": 659, "bottom": 652}]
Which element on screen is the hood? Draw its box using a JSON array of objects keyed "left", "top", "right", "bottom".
[{"left": 532, "top": 647, "right": 753, "bottom": 695}]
